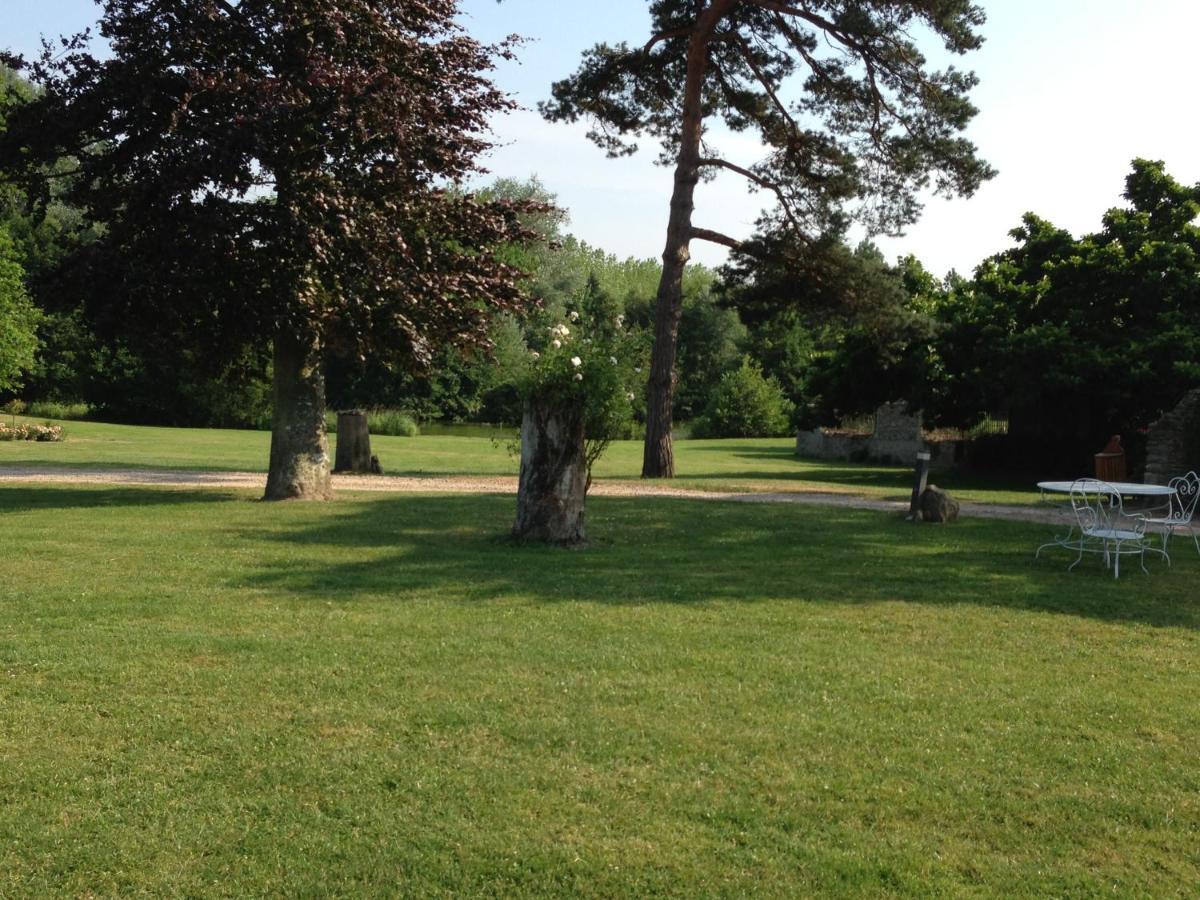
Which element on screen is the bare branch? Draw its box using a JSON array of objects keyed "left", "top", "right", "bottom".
[
  {"left": 697, "top": 156, "right": 811, "bottom": 243},
  {"left": 642, "top": 27, "right": 692, "bottom": 54},
  {"left": 689, "top": 226, "right": 743, "bottom": 249}
]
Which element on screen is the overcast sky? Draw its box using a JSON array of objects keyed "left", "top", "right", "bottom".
[{"left": 8, "top": 1, "right": 1200, "bottom": 276}]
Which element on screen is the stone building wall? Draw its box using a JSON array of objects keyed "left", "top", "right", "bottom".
[
  {"left": 794, "top": 401, "right": 962, "bottom": 470},
  {"left": 1144, "top": 388, "right": 1200, "bottom": 484}
]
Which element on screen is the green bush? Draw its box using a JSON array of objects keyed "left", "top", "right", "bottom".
[
  {"left": 367, "top": 409, "right": 420, "bottom": 437},
  {"left": 692, "top": 359, "right": 795, "bottom": 438},
  {"left": 319, "top": 408, "right": 420, "bottom": 437},
  {"left": 24, "top": 400, "right": 91, "bottom": 421}
]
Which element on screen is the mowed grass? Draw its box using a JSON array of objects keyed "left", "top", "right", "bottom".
[
  {"left": 1, "top": 416, "right": 1039, "bottom": 503},
  {"left": 2, "top": 484, "right": 1199, "bottom": 896}
]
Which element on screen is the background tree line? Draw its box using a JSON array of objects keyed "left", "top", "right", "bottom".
[{"left": 3, "top": 57, "right": 1198, "bottom": 475}]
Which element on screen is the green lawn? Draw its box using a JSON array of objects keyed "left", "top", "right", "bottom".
[
  {"left": 2, "top": 484, "right": 1198, "bottom": 895},
  {"left": 1, "top": 416, "right": 1040, "bottom": 504}
]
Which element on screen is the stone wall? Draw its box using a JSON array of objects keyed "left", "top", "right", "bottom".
[
  {"left": 869, "top": 401, "right": 924, "bottom": 464},
  {"left": 1144, "top": 388, "right": 1200, "bottom": 484},
  {"left": 795, "top": 401, "right": 963, "bottom": 470}
]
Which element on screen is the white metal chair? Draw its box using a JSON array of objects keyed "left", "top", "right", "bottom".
[
  {"left": 1141, "top": 471, "right": 1200, "bottom": 557},
  {"left": 1068, "top": 479, "right": 1151, "bottom": 578}
]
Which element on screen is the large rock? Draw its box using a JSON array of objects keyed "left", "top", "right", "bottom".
[{"left": 919, "top": 484, "right": 960, "bottom": 523}]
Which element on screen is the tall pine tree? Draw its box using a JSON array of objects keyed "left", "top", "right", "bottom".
[{"left": 543, "top": 0, "right": 993, "bottom": 476}]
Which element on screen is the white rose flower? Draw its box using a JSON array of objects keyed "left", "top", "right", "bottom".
[
  {"left": 568, "top": 310, "right": 580, "bottom": 322},
  {"left": 530, "top": 351, "right": 540, "bottom": 360},
  {"left": 570, "top": 356, "right": 582, "bottom": 367},
  {"left": 551, "top": 339, "right": 562, "bottom": 349},
  {"left": 626, "top": 392, "right": 636, "bottom": 401},
  {"left": 634, "top": 367, "right": 642, "bottom": 374},
  {"left": 573, "top": 372, "right": 583, "bottom": 381}
]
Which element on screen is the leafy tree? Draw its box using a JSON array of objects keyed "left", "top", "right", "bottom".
[
  {"left": 692, "top": 357, "right": 793, "bottom": 438},
  {"left": 722, "top": 238, "right": 939, "bottom": 424},
  {"left": 936, "top": 160, "right": 1200, "bottom": 471},
  {"left": 0, "top": 228, "right": 41, "bottom": 392},
  {"left": 543, "top": 0, "right": 993, "bottom": 477},
  {"left": 1, "top": 0, "right": 537, "bottom": 499}
]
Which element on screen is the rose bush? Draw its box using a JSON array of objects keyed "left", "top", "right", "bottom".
[{"left": 0, "top": 422, "right": 64, "bottom": 441}]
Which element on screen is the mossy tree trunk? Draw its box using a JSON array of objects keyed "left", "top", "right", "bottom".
[
  {"left": 512, "top": 398, "right": 587, "bottom": 545},
  {"left": 264, "top": 328, "right": 332, "bottom": 501}
]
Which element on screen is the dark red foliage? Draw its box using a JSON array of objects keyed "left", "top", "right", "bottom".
[{"left": 1, "top": 0, "right": 542, "bottom": 367}]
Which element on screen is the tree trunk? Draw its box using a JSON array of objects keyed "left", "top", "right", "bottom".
[
  {"left": 333, "top": 410, "right": 373, "bottom": 474},
  {"left": 641, "top": 1, "right": 734, "bottom": 479},
  {"left": 512, "top": 398, "right": 587, "bottom": 545},
  {"left": 264, "top": 328, "right": 332, "bottom": 500}
]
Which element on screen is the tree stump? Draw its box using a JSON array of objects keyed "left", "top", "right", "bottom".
[
  {"left": 333, "top": 410, "right": 374, "bottom": 474},
  {"left": 512, "top": 398, "right": 588, "bottom": 545}
]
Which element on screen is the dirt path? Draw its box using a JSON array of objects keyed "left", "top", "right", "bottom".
[{"left": 0, "top": 464, "right": 1067, "bottom": 525}]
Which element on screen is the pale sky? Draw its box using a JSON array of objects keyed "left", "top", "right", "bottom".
[{"left": 7, "top": 1, "right": 1200, "bottom": 276}]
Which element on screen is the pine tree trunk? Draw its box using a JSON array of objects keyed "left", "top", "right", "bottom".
[
  {"left": 333, "top": 410, "right": 373, "bottom": 474},
  {"left": 641, "top": 1, "right": 733, "bottom": 478},
  {"left": 512, "top": 398, "right": 587, "bottom": 545},
  {"left": 264, "top": 328, "right": 332, "bottom": 500}
]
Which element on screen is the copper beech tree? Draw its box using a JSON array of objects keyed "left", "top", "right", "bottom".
[
  {"left": 541, "top": 0, "right": 995, "bottom": 477},
  {"left": 0, "top": 0, "right": 538, "bottom": 499}
]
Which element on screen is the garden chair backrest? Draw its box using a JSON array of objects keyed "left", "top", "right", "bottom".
[
  {"left": 1070, "top": 479, "right": 1144, "bottom": 536},
  {"left": 1167, "top": 471, "right": 1200, "bottom": 524}
]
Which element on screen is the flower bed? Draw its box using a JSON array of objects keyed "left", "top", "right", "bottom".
[{"left": 0, "top": 423, "right": 65, "bottom": 442}]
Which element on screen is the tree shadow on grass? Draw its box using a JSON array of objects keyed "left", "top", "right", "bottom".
[
  {"left": 228, "top": 494, "right": 1200, "bottom": 630},
  {"left": 0, "top": 485, "right": 247, "bottom": 512}
]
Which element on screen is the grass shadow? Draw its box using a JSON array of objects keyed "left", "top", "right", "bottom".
[
  {"left": 0, "top": 484, "right": 248, "bottom": 511},
  {"left": 229, "top": 493, "right": 1200, "bottom": 630}
]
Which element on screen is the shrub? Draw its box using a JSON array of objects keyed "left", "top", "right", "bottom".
[
  {"left": 319, "top": 408, "right": 420, "bottom": 437},
  {"left": 24, "top": 400, "right": 90, "bottom": 421},
  {"left": 367, "top": 409, "right": 419, "bottom": 437},
  {"left": 0, "top": 422, "right": 64, "bottom": 441},
  {"left": 692, "top": 359, "right": 795, "bottom": 438},
  {"left": 517, "top": 292, "right": 646, "bottom": 480}
]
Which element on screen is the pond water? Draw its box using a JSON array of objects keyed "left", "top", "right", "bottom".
[{"left": 418, "top": 422, "right": 519, "bottom": 439}]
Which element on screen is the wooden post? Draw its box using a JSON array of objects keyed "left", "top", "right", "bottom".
[{"left": 908, "top": 451, "right": 931, "bottom": 521}]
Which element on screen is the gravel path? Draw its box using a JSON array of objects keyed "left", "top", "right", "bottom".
[{"left": 0, "top": 464, "right": 1067, "bottom": 525}]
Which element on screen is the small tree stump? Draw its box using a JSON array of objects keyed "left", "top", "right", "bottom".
[
  {"left": 512, "top": 398, "right": 587, "bottom": 545},
  {"left": 333, "top": 410, "right": 373, "bottom": 474}
]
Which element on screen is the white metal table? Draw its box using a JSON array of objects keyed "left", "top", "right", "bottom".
[{"left": 1034, "top": 479, "right": 1175, "bottom": 565}]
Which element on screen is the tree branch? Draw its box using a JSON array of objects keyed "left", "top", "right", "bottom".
[
  {"left": 642, "top": 27, "right": 692, "bottom": 54},
  {"left": 697, "top": 157, "right": 811, "bottom": 243},
  {"left": 689, "top": 226, "right": 743, "bottom": 249}
]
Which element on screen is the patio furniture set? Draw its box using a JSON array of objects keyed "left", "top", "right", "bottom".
[{"left": 1035, "top": 472, "right": 1200, "bottom": 578}]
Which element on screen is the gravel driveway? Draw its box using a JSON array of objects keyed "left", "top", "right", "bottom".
[{"left": 0, "top": 464, "right": 1068, "bottom": 525}]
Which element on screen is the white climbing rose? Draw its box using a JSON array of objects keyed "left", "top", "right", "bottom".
[{"left": 570, "top": 356, "right": 582, "bottom": 367}]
